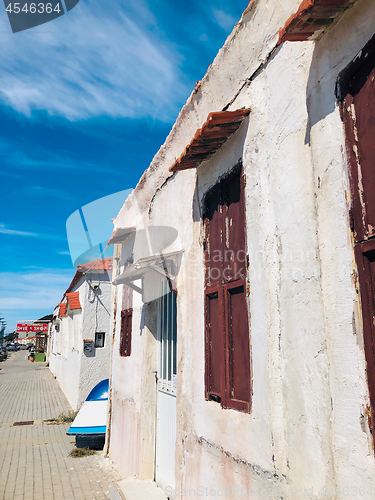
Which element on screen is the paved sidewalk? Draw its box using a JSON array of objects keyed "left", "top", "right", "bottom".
[{"left": 0, "top": 351, "right": 121, "bottom": 500}]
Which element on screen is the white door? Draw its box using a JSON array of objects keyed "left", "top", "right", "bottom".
[{"left": 156, "top": 279, "right": 177, "bottom": 493}]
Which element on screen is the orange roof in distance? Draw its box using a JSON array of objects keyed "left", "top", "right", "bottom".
[{"left": 77, "top": 257, "right": 113, "bottom": 272}]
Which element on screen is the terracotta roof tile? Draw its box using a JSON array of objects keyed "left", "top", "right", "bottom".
[
  {"left": 278, "top": 0, "right": 357, "bottom": 44},
  {"left": 66, "top": 292, "right": 81, "bottom": 310},
  {"left": 77, "top": 257, "right": 113, "bottom": 272},
  {"left": 169, "top": 109, "right": 250, "bottom": 172},
  {"left": 59, "top": 303, "right": 67, "bottom": 317}
]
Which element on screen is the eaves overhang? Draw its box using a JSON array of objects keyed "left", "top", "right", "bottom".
[
  {"left": 107, "top": 227, "right": 135, "bottom": 246},
  {"left": 66, "top": 292, "right": 81, "bottom": 311},
  {"left": 169, "top": 109, "right": 250, "bottom": 173},
  {"left": 112, "top": 250, "right": 182, "bottom": 298},
  {"left": 59, "top": 303, "right": 67, "bottom": 317},
  {"left": 278, "top": 0, "right": 357, "bottom": 44}
]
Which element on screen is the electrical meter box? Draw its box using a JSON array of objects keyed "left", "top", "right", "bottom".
[{"left": 83, "top": 339, "right": 94, "bottom": 354}]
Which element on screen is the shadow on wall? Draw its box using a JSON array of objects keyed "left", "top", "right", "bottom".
[
  {"left": 305, "top": 27, "right": 375, "bottom": 145},
  {"left": 140, "top": 297, "right": 159, "bottom": 341},
  {"left": 192, "top": 117, "right": 249, "bottom": 224}
]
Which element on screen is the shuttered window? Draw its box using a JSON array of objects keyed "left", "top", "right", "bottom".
[
  {"left": 120, "top": 309, "right": 132, "bottom": 357},
  {"left": 340, "top": 36, "right": 375, "bottom": 435},
  {"left": 203, "top": 161, "right": 251, "bottom": 412},
  {"left": 120, "top": 259, "right": 133, "bottom": 357}
]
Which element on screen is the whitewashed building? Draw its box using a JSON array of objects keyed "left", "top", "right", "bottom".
[
  {"left": 108, "top": 1, "right": 375, "bottom": 498},
  {"left": 49, "top": 258, "right": 113, "bottom": 410}
]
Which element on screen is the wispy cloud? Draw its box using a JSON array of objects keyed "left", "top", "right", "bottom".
[
  {"left": 22, "top": 185, "right": 79, "bottom": 202},
  {"left": 0, "top": 270, "right": 73, "bottom": 331},
  {"left": 0, "top": 223, "right": 65, "bottom": 242},
  {"left": 212, "top": 9, "right": 237, "bottom": 31},
  {"left": 0, "top": 140, "right": 122, "bottom": 174},
  {"left": 0, "top": 224, "right": 38, "bottom": 237},
  {"left": 56, "top": 250, "right": 70, "bottom": 255},
  {"left": 0, "top": 0, "right": 188, "bottom": 122}
]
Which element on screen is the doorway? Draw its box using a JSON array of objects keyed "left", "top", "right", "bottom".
[{"left": 155, "top": 278, "right": 177, "bottom": 493}]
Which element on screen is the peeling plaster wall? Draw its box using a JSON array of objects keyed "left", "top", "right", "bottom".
[
  {"left": 109, "top": 228, "right": 160, "bottom": 478},
  {"left": 306, "top": 0, "right": 375, "bottom": 489},
  {"left": 109, "top": 0, "right": 375, "bottom": 496},
  {"left": 49, "top": 271, "right": 112, "bottom": 411}
]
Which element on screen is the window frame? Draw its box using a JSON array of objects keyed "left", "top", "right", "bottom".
[
  {"left": 203, "top": 161, "right": 252, "bottom": 413},
  {"left": 339, "top": 38, "right": 375, "bottom": 439},
  {"left": 120, "top": 308, "right": 132, "bottom": 357},
  {"left": 94, "top": 332, "right": 105, "bottom": 348}
]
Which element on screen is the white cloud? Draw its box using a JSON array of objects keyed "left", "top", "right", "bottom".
[
  {"left": 0, "top": 223, "right": 65, "bottom": 241},
  {"left": 0, "top": 140, "right": 122, "bottom": 174},
  {"left": 0, "top": 270, "right": 74, "bottom": 331},
  {"left": 212, "top": 9, "right": 236, "bottom": 31},
  {"left": 0, "top": 0, "right": 188, "bottom": 121},
  {"left": 0, "top": 224, "right": 38, "bottom": 237}
]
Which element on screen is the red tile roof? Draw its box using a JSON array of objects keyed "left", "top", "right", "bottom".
[
  {"left": 169, "top": 109, "right": 250, "bottom": 172},
  {"left": 77, "top": 257, "right": 113, "bottom": 272},
  {"left": 66, "top": 292, "right": 81, "bottom": 310},
  {"left": 278, "top": 0, "right": 356, "bottom": 43},
  {"left": 59, "top": 303, "right": 67, "bottom": 317}
]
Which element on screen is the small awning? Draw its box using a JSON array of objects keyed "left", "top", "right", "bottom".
[
  {"left": 113, "top": 250, "right": 182, "bottom": 296},
  {"left": 66, "top": 292, "right": 81, "bottom": 310},
  {"left": 107, "top": 227, "right": 135, "bottom": 246},
  {"left": 278, "top": 0, "right": 356, "bottom": 43},
  {"left": 169, "top": 109, "right": 250, "bottom": 172},
  {"left": 59, "top": 303, "right": 67, "bottom": 317}
]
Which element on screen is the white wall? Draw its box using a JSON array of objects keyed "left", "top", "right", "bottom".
[
  {"left": 49, "top": 278, "right": 84, "bottom": 410},
  {"left": 78, "top": 272, "right": 112, "bottom": 407},
  {"left": 109, "top": 0, "right": 375, "bottom": 496},
  {"left": 49, "top": 270, "right": 112, "bottom": 410}
]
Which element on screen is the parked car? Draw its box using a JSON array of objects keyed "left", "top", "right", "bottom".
[{"left": 7, "top": 343, "right": 19, "bottom": 351}]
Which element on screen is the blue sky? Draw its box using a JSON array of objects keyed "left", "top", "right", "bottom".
[{"left": 0, "top": 0, "right": 249, "bottom": 333}]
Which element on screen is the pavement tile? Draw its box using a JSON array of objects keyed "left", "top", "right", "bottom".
[{"left": 0, "top": 351, "right": 122, "bottom": 499}]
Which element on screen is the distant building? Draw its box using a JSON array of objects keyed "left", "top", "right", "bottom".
[
  {"left": 49, "top": 258, "right": 113, "bottom": 410},
  {"left": 15, "top": 317, "right": 50, "bottom": 348}
]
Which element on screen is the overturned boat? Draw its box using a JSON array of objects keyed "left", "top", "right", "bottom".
[{"left": 67, "top": 379, "right": 109, "bottom": 449}]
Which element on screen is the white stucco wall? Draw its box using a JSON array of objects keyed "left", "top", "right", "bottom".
[
  {"left": 109, "top": 0, "right": 375, "bottom": 497},
  {"left": 49, "top": 278, "right": 85, "bottom": 410},
  {"left": 49, "top": 270, "right": 112, "bottom": 411},
  {"left": 78, "top": 271, "right": 112, "bottom": 407}
]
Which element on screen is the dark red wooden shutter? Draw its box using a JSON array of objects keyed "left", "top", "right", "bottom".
[
  {"left": 204, "top": 184, "right": 223, "bottom": 287},
  {"left": 120, "top": 308, "right": 132, "bottom": 357},
  {"left": 205, "top": 287, "right": 224, "bottom": 402},
  {"left": 340, "top": 40, "right": 375, "bottom": 441},
  {"left": 224, "top": 280, "right": 251, "bottom": 411},
  {"left": 223, "top": 166, "right": 247, "bottom": 283},
  {"left": 203, "top": 161, "right": 251, "bottom": 412}
]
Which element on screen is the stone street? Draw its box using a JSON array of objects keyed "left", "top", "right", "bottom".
[{"left": 0, "top": 351, "right": 121, "bottom": 500}]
